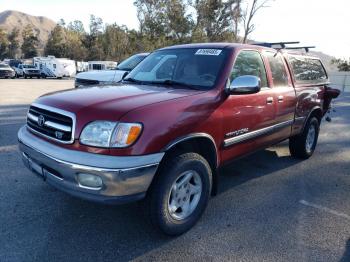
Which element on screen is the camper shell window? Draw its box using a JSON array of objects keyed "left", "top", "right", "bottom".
[{"left": 288, "top": 55, "right": 328, "bottom": 85}]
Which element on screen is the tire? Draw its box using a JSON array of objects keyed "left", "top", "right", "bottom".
[
  {"left": 147, "top": 152, "right": 212, "bottom": 235},
  {"left": 289, "top": 117, "right": 320, "bottom": 159}
]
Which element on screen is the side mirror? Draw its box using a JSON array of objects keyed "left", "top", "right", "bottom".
[{"left": 227, "top": 75, "right": 261, "bottom": 95}]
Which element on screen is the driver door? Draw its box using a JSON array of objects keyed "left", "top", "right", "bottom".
[{"left": 220, "top": 50, "right": 278, "bottom": 164}]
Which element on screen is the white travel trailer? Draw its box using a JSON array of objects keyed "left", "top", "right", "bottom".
[
  {"left": 76, "top": 61, "right": 89, "bottom": 73},
  {"left": 34, "top": 56, "right": 76, "bottom": 78},
  {"left": 88, "top": 61, "right": 118, "bottom": 71}
]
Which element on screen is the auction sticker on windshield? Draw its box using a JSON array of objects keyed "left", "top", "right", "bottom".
[{"left": 195, "top": 49, "right": 222, "bottom": 56}]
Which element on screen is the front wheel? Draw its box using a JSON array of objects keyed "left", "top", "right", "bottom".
[
  {"left": 147, "top": 152, "right": 212, "bottom": 235},
  {"left": 289, "top": 117, "right": 320, "bottom": 159}
]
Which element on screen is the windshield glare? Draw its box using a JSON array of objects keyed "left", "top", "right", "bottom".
[
  {"left": 126, "top": 48, "right": 227, "bottom": 89},
  {"left": 0, "top": 64, "right": 10, "bottom": 68},
  {"left": 117, "top": 54, "right": 146, "bottom": 71}
]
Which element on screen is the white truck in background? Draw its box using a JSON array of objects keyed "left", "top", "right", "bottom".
[
  {"left": 75, "top": 53, "right": 149, "bottom": 87},
  {"left": 34, "top": 56, "right": 76, "bottom": 78}
]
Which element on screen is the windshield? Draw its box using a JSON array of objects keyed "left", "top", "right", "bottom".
[
  {"left": 125, "top": 48, "right": 228, "bottom": 90},
  {"left": 117, "top": 54, "right": 147, "bottom": 71},
  {"left": 0, "top": 64, "right": 10, "bottom": 68}
]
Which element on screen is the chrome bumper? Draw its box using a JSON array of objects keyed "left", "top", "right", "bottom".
[{"left": 18, "top": 126, "right": 164, "bottom": 204}]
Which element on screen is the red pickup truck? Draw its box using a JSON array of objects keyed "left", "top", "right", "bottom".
[{"left": 18, "top": 43, "right": 340, "bottom": 235}]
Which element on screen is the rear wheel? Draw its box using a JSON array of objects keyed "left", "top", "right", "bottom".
[
  {"left": 147, "top": 152, "right": 212, "bottom": 235},
  {"left": 289, "top": 117, "right": 320, "bottom": 159}
]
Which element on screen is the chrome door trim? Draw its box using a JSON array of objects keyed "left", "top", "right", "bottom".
[{"left": 223, "top": 119, "right": 294, "bottom": 147}]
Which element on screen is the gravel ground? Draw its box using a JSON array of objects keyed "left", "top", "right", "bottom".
[{"left": 0, "top": 79, "right": 349, "bottom": 262}]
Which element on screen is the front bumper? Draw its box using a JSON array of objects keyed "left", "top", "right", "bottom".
[
  {"left": 24, "top": 71, "right": 41, "bottom": 76},
  {"left": 0, "top": 71, "right": 15, "bottom": 77},
  {"left": 18, "top": 126, "right": 164, "bottom": 204}
]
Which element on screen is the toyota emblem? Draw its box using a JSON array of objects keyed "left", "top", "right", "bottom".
[{"left": 38, "top": 115, "right": 45, "bottom": 127}]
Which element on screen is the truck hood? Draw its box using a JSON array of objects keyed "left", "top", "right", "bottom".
[
  {"left": 0, "top": 68, "right": 14, "bottom": 71},
  {"left": 76, "top": 70, "right": 126, "bottom": 82},
  {"left": 35, "top": 83, "right": 202, "bottom": 128}
]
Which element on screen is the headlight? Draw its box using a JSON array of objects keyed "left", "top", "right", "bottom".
[{"left": 80, "top": 121, "right": 142, "bottom": 148}]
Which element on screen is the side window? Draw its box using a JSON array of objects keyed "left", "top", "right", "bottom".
[
  {"left": 288, "top": 56, "right": 328, "bottom": 84},
  {"left": 266, "top": 52, "right": 289, "bottom": 87},
  {"left": 231, "top": 50, "right": 268, "bottom": 87}
]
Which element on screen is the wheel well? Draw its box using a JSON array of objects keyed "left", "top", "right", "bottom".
[
  {"left": 161, "top": 137, "right": 218, "bottom": 196},
  {"left": 309, "top": 108, "right": 322, "bottom": 124}
]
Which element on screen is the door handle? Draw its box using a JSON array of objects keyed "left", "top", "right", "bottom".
[
  {"left": 266, "top": 97, "right": 274, "bottom": 104},
  {"left": 278, "top": 95, "right": 284, "bottom": 103}
]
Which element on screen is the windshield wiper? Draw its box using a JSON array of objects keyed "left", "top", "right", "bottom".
[
  {"left": 153, "top": 80, "right": 201, "bottom": 90},
  {"left": 123, "top": 77, "right": 145, "bottom": 84}
]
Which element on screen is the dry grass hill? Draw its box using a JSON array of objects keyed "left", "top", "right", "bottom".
[{"left": 0, "top": 10, "right": 56, "bottom": 52}]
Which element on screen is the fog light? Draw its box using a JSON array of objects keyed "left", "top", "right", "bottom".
[{"left": 77, "top": 173, "right": 103, "bottom": 189}]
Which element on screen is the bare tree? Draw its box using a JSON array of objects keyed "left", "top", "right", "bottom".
[{"left": 242, "top": 0, "right": 271, "bottom": 43}]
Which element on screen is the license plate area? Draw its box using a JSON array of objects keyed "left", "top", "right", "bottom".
[{"left": 22, "top": 153, "right": 45, "bottom": 180}]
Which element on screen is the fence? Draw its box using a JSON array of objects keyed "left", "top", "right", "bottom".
[{"left": 328, "top": 72, "right": 350, "bottom": 92}]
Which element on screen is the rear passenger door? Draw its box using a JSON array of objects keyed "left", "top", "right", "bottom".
[{"left": 264, "top": 51, "right": 296, "bottom": 140}]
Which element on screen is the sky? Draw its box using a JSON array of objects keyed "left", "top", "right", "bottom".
[{"left": 0, "top": 0, "right": 349, "bottom": 58}]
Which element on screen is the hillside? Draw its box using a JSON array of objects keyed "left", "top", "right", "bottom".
[{"left": 0, "top": 10, "right": 56, "bottom": 53}]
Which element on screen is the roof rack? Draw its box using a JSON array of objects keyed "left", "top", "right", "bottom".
[
  {"left": 253, "top": 41, "right": 300, "bottom": 49},
  {"left": 253, "top": 42, "right": 316, "bottom": 53},
  {"left": 284, "top": 46, "right": 316, "bottom": 53}
]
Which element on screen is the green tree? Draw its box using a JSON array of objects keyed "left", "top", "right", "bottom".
[
  {"left": 21, "top": 25, "right": 39, "bottom": 58},
  {"left": 67, "top": 20, "right": 85, "bottom": 34},
  {"left": 0, "top": 28, "right": 9, "bottom": 59},
  {"left": 84, "top": 15, "right": 104, "bottom": 60},
  {"left": 134, "top": 0, "right": 168, "bottom": 48},
  {"left": 45, "top": 25, "right": 67, "bottom": 57},
  {"left": 7, "top": 28, "right": 20, "bottom": 58},
  {"left": 65, "top": 29, "right": 88, "bottom": 60},
  {"left": 332, "top": 58, "right": 350, "bottom": 72},
  {"left": 193, "top": 0, "right": 238, "bottom": 42},
  {"left": 166, "top": 0, "right": 193, "bottom": 43}
]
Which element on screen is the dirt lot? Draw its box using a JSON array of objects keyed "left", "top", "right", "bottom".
[{"left": 0, "top": 79, "right": 350, "bottom": 262}]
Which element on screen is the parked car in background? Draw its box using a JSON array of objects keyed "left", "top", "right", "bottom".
[
  {"left": 18, "top": 43, "right": 340, "bottom": 236},
  {"left": 75, "top": 53, "right": 149, "bottom": 87},
  {"left": 0, "top": 63, "right": 16, "bottom": 78},
  {"left": 15, "top": 64, "right": 41, "bottom": 78}
]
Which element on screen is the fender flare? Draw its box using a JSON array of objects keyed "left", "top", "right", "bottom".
[
  {"left": 301, "top": 106, "right": 323, "bottom": 132},
  {"left": 163, "top": 133, "right": 219, "bottom": 168}
]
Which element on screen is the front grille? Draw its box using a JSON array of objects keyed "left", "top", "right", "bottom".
[
  {"left": 0, "top": 70, "right": 12, "bottom": 74},
  {"left": 28, "top": 70, "right": 39, "bottom": 73},
  {"left": 75, "top": 78, "right": 100, "bottom": 86},
  {"left": 27, "top": 105, "right": 74, "bottom": 143}
]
